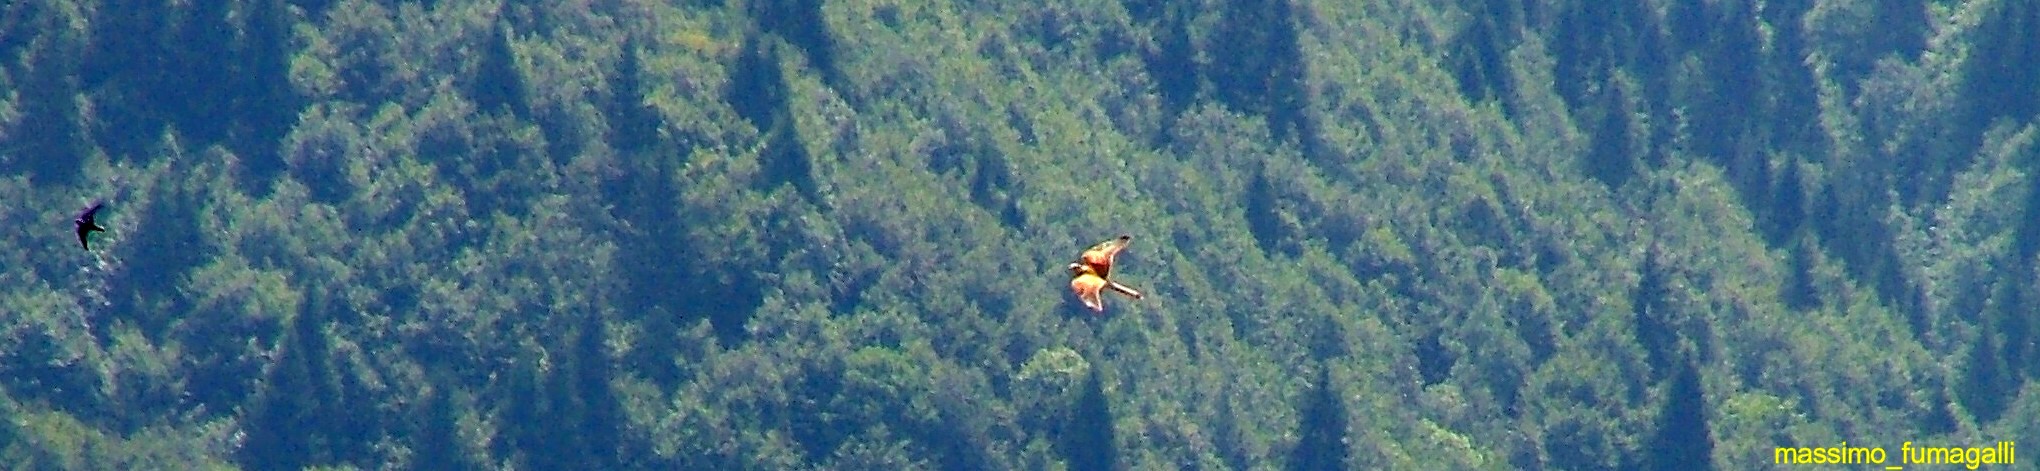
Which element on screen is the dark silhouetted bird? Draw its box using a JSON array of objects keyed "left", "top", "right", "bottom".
[
  {"left": 75, "top": 202, "right": 106, "bottom": 250},
  {"left": 1067, "top": 235, "right": 1143, "bottom": 312}
]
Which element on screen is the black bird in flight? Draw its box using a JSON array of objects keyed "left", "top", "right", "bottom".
[{"left": 75, "top": 202, "right": 106, "bottom": 250}]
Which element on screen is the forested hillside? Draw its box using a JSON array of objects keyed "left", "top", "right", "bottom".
[{"left": 3, "top": 0, "right": 2036, "bottom": 469}]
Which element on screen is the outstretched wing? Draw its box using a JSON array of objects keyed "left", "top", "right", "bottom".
[
  {"left": 78, "top": 202, "right": 103, "bottom": 224},
  {"left": 1070, "top": 272, "right": 1107, "bottom": 312},
  {"left": 1078, "top": 235, "right": 1132, "bottom": 278}
]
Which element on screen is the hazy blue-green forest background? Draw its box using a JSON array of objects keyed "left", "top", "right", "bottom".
[{"left": 3, "top": 0, "right": 2038, "bottom": 469}]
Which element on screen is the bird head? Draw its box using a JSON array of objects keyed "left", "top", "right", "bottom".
[{"left": 1066, "top": 262, "right": 1091, "bottom": 277}]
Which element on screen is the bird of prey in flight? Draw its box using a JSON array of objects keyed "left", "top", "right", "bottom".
[
  {"left": 75, "top": 202, "right": 107, "bottom": 250},
  {"left": 1067, "top": 235, "right": 1143, "bottom": 312}
]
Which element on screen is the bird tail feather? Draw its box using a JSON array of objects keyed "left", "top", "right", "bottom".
[{"left": 1107, "top": 280, "right": 1143, "bottom": 299}]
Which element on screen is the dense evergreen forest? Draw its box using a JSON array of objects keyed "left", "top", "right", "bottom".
[{"left": 3, "top": 0, "right": 2037, "bottom": 469}]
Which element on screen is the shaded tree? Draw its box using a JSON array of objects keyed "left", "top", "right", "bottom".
[
  {"left": 727, "top": 36, "right": 816, "bottom": 199},
  {"left": 558, "top": 310, "right": 623, "bottom": 469},
  {"left": 748, "top": 0, "right": 841, "bottom": 93},
  {"left": 1206, "top": 0, "right": 1319, "bottom": 156},
  {"left": 1585, "top": 79, "right": 1639, "bottom": 188},
  {"left": 1646, "top": 358, "right": 1713, "bottom": 471},
  {"left": 605, "top": 41, "right": 662, "bottom": 155},
  {"left": 7, "top": 0, "right": 91, "bottom": 182},
  {"left": 1804, "top": 0, "right": 1928, "bottom": 91},
  {"left": 1766, "top": 159, "right": 1809, "bottom": 244},
  {"left": 1633, "top": 244, "right": 1677, "bottom": 380},
  {"left": 1287, "top": 367, "right": 1350, "bottom": 471},
  {"left": 227, "top": 0, "right": 301, "bottom": 188},
  {"left": 1244, "top": 165, "right": 1298, "bottom": 257},
  {"left": 494, "top": 349, "right": 562, "bottom": 470},
  {"left": 1955, "top": 335, "right": 2009, "bottom": 423},
  {"left": 1133, "top": 0, "right": 1199, "bottom": 127},
  {"left": 79, "top": 0, "right": 170, "bottom": 161},
  {"left": 408, "top": 384, "right": 479, "bottom": 471},
  {"left": 473, "top": 19, "right": 531, "bottom": 118},
  {"left": 240, "top": 294, "right": 340, "bottom": 470},
  {"left": 164, "top": 0, "right": 237, "bottom": 147},
  {"left": 1781, "top": 233, "right": 1822, "bottom": 312},
  {"left": 1062, "top": 367, "right": 1118, "bottom": 471},
  {"left": 1957, "top": 0, "right": 2038, "bottom": 143},
  {"left": 1680, "top": 0, "right": 1768, "bottom": 197},
  {"left": 1449, "top": 0, "right": 1522, "bottom": 105}
]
